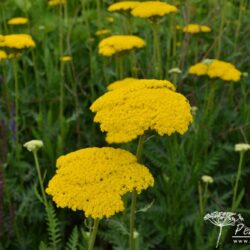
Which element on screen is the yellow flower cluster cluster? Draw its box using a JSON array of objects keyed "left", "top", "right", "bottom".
[
  {"left": 108, "top": 1, "right": 140, "bottom": 12},
  {"left": 182, "top": 24, "right": 211, "bottom": 34},
  {"left": 48, "top": 0, "right": 66, "bottom": 7},
  {"left": 0, "top": 34, "right": 36, "bottom": 50},
  {"left": 96, "top": 29, "right": 111, "bottom": 36},
  {"left": 107, "top": 77, "right": 176, "bottom": 92},
  {"left": 98, "top": 35, "right": 145, "bottom": 56},
  {"left": 91, "top": 79, "right": 193, "bottom": 143},
  {"left": 131, "top": 1, "right": 177, "bottom": 18},
  {"left": 7, "top": 17, "right": 29, "bottom": 25},
  {"left": 46, "top": 147, "right": 154, "bottom": 219},
  {"left": 189, "top": 59, "right": 241, "bottom": 82},
  {"left": 60, "top": 55, "right": 72, "bottom": 63},
  {"left": 0, "top": 50, "right": 7, "bottom": 61}
]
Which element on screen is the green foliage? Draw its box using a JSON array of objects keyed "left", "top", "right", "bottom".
[
  {"left": 0, "top": 0, "right": 250, "bottom": 249},
  {"left": 45, "top": 202, "right": 61, "bottom": 249},
  {"left": 66, "top": 226, "right": 79, "bottom": 250}
]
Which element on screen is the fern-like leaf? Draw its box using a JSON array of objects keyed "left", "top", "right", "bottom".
[
  {"left": 66, "top": 226, "right": 79, "bottom": 250},
  {"left": 45, "top": 202, "right": 61, "bottom": 250},
  {"left": 39, "top": 241, "right": 49, "bottom": 250}
]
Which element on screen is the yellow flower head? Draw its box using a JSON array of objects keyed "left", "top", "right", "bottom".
[
  {"left": 189, "top": 59, "right": 241, "bottom": 82},
  {"left": 7, "top": 17, "right": 29, "bottom": 25},
  {"left": 131, "top": 1, "right": 177, "bottom": 18},
  {"left": 90, "top": 79, "right": 192, "bottom": 143},
  {"left": 106, "top": 16, "right": 115, "bottom": 23},
  {"left": 182, "top": 24, "right": 211, "bottom": 34},
  {"left": 60, "top": 55, "right": 72, "bottom": 62},
  {"left": 108, "top": 1, "right": 140, "bottom": 13},
  {"left": 96, "top": 29, "right": 111, "bottom": 36},
  {"left": 0, "top": 34, "right": 36, "bottom": 50},
  {"left": 98, "top": 35, "right": 145, "bottom": 57},
  {"left": 48, "top": 0, "right": 66, "bottom": 6},
  {"left": 0, "top": 50, "right": 7, "bottom": 61},
  {"left": 107, "top": 78, "right": 176, "bottom": 92},
  {"left": 46, "top": 147, "right": 154, "bottom": 219}
]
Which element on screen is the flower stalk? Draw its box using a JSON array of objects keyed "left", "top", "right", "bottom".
[
  {"left": 33, "top": 151, "right": 48, "bottom": 208},
  {"left": 232, "top": 151, "right": 244, "bottom": 210},
  {"left": 152, "top": 21, "right": 162, "bottom": 78},
  {"left": 12, "top": 59, "right": 19, "bottom": 154},
  {"left": 130, "top": 135, "right": 145, "bottom": 250},
  {"left": 88, "top": 218, "right": 100, "bottom": 250}
]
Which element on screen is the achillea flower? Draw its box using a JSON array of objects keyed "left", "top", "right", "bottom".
[
  {"left": 234, "top": 143, "right": 250, "bottom": 152},
  {"left": 189, "top": 59, "right": 241, "bottom": 82},
  {"left": 107, "top": 78, "right": 176, "bottom": 92},
  {"left": 168, "top": 67, "right": 182, "bottom": 74},
  {"left": 48, "top": 0, "right": 66, "bottom": 6},
  {"left": 46, "top": 147, "right": 154, "bottom": 219},
  {"left": 98, "top": 35, "right": 145, "bottom": 57},
  {"left": 106, "top": 16, "right": 115, "bottom": 23},
  {"left": 108, "top": 1, "right": 140, "bottom": 13},
  {"left": 60, "top": 55, "right": 72, "bottom": 62},
  {"left": 201, "top": 175, "right": 214, "bottom": 184},
  {"left": 131, "top": 1, "right": 177, "bottom": 18},
  {"left": 7, "top": 17, "right": 29, "bottom": 25},
  {"left": 90, "top": 79, "right": 192, "bottom": 143},
  {"left": 96, "top": 29, "right": 111, "bottom": 36},
  {"left": 0, "top": 34, "right": 36, "bottom": 50},
  {"left": 23, "top": 140, "right": 43, "bottom": 152},
  {"left": 182, "top": 24, "right": 211, "bottom": 34},
  {"left": 0, "top": 50, "right": 7, "bottom": 61}
]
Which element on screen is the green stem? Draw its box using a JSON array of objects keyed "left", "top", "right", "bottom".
[
  {"left": 130, "top": 135, "right": 145, "bottom": 250},
  {"left": 2, "top": 63, "right": 11, "bottom": 117},
  {"left": 12, "top": 59, "right": 19, "bottom": 152},
  {"left": 81, "top": 0, "right": 95, "bottom": 101},
  {"left": 152, "top": 21, "right": 162, "bottom": 79},
  {"left": 216, "top": 0, "right": 226, "bottom": 58},
  {"left": 232, "top": 152, "right": 244, "bottom": 210},
  {"left": 59, "top": 3, "right": 65, "bottom": 135},
  {"left": 198, "top": 181, "right": 203, "bottom": 215},
  {"left": 130, "top": 190, "right": 137, "bottom": 250},
  {"left": 136, "top": 135, "right": 145, "bottom": 163},
  {"left": 88, "top": 219, "right": 100, "bottom": 250},
  {"left": 203, "top": 82, "right": 217, "bottom": 121},
  {"left": 130, "top": 51, "right": 138, "bottom": 78},
  {"left": 166, "top": 16, "right": 173, "bottom": 78},
  {"left": 33, "top": 151, "right": 48, "bottom": 208},
  {"left": 234, "top": 0, "right": 245, "bottom": 54},
  {"left": 203, "top": 183, "right": 208, "bottom": 212},
  {"left": 96, "top": 0, "right": 101, "bottom": 28},
  {"left": 116, "top": 54, "right": 124, "bottom": 79}
]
